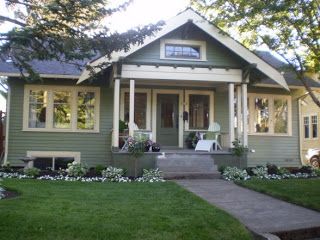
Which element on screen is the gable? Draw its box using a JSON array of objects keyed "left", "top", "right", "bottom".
[
  {"left": 125, "top": 23, "right": 247, "bottom": 68},
  {"left": 78, "top": 8, "right": 288, "bottom": 90}
]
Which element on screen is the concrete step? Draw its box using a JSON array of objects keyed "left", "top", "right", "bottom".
[
  {"left": 157, "top": 153, "right": 219, "bottom": 179},
  {"left": 163, "top": 172, "right": 221, "bottom": 180}
]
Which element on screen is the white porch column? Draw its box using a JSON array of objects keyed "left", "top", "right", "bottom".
[
  {"left": 129, "top": 79, "right": 135, "bottom": 136},
  {"left": 236, "top": 85, "right": 242, "bottom": 140},
  {"left": 241, "top": 83, "right": 248, "bottom": 146},
  {"left": 112, "top": 79, "right": 120, "bottom": 148},
  {"left": 228, "top": 83, "right": 235, "bottom": 148}
]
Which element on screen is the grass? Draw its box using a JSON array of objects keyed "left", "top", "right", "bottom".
[
  {"left": 237, "top": 178, "right": 320, "bottom": 211},
  {"left": 0, "top": 179, "right": 251, "bottom": 240}
]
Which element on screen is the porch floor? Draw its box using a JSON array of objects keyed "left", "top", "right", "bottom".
[{"left": 159, "top": 148, "right": 231, "bottom": 155}]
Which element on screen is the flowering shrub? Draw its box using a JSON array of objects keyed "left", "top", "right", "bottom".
[
  {"left": 66, "top": 161, "right": 88, "bottom": 177},
  {"left": 24, "top": 167, "right": 40, "bottom": 177},
  {"left": 222, "top": 167, "right": 250, "bottom": 181},
  {"left": 135, "top": 169, "right": 165, "bottom": 182},
  {"left": 101, "top": 166, "right": 130, "bottom": 182},
  {"left": 127, "top": 137, "right": 145, "bottom": 157},
  {"left": 252, "top": 166, "right": 268, "bottom": 178},
  {"left": 222, "top": 165, "right": 318, "bottom": 181}
]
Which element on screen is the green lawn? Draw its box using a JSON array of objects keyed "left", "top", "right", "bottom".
[
  {"left": 237, "top": 178, "right": 320, "bottom": 211},
  {"left": 0, "top": 179, "right": 251, "bottom": 240}
]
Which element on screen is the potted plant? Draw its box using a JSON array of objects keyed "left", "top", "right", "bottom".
[
  {"left": 151, "top": 142, "right": 161, "bottom": 152},
  {"left": 144, "top": 139, "right": 153, "bottom": 152},
  {"left": 185, "top": 132, "right": 200, "bottom": 149}
]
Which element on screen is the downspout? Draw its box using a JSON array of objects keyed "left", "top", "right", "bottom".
[{"left": 3, "top": 85, "right": 11, "bottom": 165}]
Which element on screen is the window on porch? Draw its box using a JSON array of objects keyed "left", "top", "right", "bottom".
[
  {"left": 189, "top": 94, "right": 209, "bottom": 129},
  {"left": 124, "top": 92, "right": 147, "bottom": 129}
]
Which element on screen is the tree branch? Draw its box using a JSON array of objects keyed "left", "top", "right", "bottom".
[{"left": 0, "top": 15, "right": 25, "bottom": 27}]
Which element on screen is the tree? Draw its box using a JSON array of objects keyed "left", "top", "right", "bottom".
[
  {"left": 191, "top": 0, "right": 320, "bottom": 107},
  {"left": 0, "top": 0, "right": 162, "bottom": 81}
]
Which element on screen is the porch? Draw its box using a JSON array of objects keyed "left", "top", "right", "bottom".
[{"left": 111, "top": 63, "right": 250, "bottom": 152}]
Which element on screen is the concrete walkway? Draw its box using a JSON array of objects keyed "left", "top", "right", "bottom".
[{"left": 176, "top": 179, "right": 320, "bottom": 235}]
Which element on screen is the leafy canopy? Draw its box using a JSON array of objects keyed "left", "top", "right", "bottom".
[
  {"left": 0, "top": 0, "right": 162, "bottom": 81},
  {"left": 191, "top": 0, "right": 320, "bottom": 106}
]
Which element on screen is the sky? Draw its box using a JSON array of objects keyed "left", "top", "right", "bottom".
[{"left": 0, "top": 0, "right": 190, "bottom": 111}]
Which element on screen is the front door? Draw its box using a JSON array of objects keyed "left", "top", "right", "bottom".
[{"left": 156, "top": 94, "right": 179, "bottom": 146}]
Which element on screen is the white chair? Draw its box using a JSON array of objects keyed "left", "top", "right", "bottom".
[{"left": 195, "top": 122, "right": 222, "bottom": 152}]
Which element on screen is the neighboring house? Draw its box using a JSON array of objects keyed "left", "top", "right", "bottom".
[
  {"left": 1, "top": 8, "right": 320, "bottom": 171},
  {"left": 299, "top": 92, "right": 320, "bottom": 164}
]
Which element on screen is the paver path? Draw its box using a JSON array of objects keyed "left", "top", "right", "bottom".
[{"left": 176, "top": 179, "right": 320, "bottom": 234}]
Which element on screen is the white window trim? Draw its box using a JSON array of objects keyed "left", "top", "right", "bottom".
[
  {"left": 248, "top": 93, "right": 292, "bottom": 136},
  {"left": 160, "top": 39, "right": 207, "bottom": 61},
  {"left": 303, "top": 115, "right": 318, "bottom": 140},
  {"left": 120, "top": 88, "right": 151, "bottom": 131},
  {"left": 27, "top": 151, "right": 80, "bottom": 168},
  {"left": 185, "top": 90, "right": 214, "bottom": 131},
  {"left": 23, "top": 85, "right": 100, "bottom": 133}
]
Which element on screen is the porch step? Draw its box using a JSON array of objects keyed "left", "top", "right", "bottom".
[{"left": 156, "top": 153, "right": 220, "bottom": 179}]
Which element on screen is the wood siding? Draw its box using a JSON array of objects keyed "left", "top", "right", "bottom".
[
  {"left": 125, "top": 24, "right": 245, "bottom": 68},
  {"left": 7, "top": 78, "right": 113, "bottom": 167},
  {"left": 247, "top": 88, "right": 302, "bottom": 167}
]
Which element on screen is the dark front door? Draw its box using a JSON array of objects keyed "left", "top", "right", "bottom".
[{"left": 157, "top": 94, "right": 179, "bottom": 146}]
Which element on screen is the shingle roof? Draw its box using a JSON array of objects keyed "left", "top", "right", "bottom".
[
  {"left": 0, "top": 59, "right": 85, "bottom": 77},
  {"left": 255, "top": 51, "right": 320, "bottom": 88}
]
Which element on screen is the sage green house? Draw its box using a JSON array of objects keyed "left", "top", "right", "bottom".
[{"left": 1, "top": 9, "right": 319, "bottom": 172}]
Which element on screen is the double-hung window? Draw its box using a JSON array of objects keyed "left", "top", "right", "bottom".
[
  {"left": 185, "top": 90, "right": 214, "bottom": 130},
  {"left": 304, "top": 115, "right": 318, "bottom": 139},
  {"left": 248, "top": 94, "right": 292, "bottom": 136},
  {"left": 120, "top": 89, "right": 151, "bottom": 130},
  {"left": 24, "top": 85, "right": 100, "bottom": 132}
]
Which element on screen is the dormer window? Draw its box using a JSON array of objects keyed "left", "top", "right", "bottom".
[{"left": 160, "top": 39, "right": 206, "bottom": 61}]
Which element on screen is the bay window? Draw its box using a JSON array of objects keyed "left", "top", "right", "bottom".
[
  {"left": 24, "top": 85, "right": 100, "bottom": 132},
  {"left": 249, "top": 94, "right": 292, "bottom": 136}
]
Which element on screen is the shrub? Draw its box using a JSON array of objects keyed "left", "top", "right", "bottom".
[
  {"left": 66, "top": 161, "right": 88, "bottom": 177},
  {"left": 127, "top": 137, "right": 144, "bottom": 158},
  {"left": 277, "top": 167, "right": 290, "bottom": 175},
  {"left": 252, "top": 166, "right": 268, "bottom": 178},
  {"left": 222, "top": 167, "right": 250, "bottom": 181},
  {"left": 266, "top": 163, "right": 278, "bottom": 175},
  {"left": 135, "top": 168, "right": 165, "bottom": 182},
  {"left": 312, "top": 168, "right": 320, "bottom": 177},
  {"left": 101, "top": 166, "right": 125, "bottom": 182},
  {"left": 299, "top": 166, "right": 313, "bottom": 174},
  {"left": 218, "top": 165, "right": 226, "bottom": 174},
  {"left": 95, "top": 165, "right": 105, "bottom": 176},
  {"left": 24, "top": 167, "right": 40, "bottom": 177},
  {"left": 231, "top": 139, "right": 248, "bottom": 157},
  {"left": 244, "top": 167, "right": 254, "bottom": 176}
]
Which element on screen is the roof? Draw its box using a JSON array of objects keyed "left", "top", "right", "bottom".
[
  {"left": 76, "top": 8, "right": 288, "bottom": 90},
  {"left": 0, "top": 59, "right": 85, "bottom": 79},
  {"left": 255, "top": 51, "right": 320, "bottom": 88}
]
